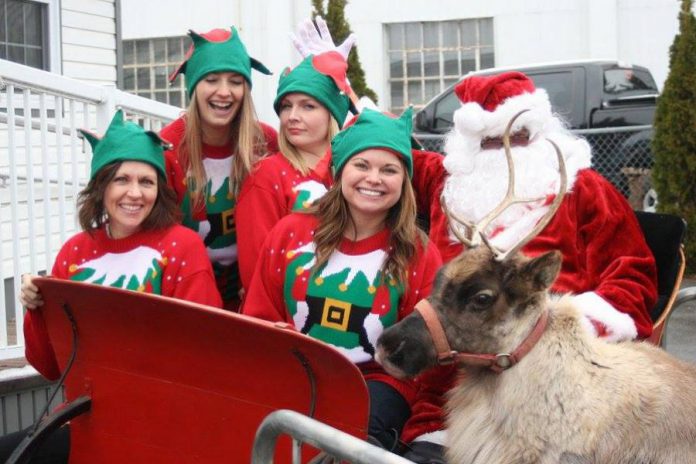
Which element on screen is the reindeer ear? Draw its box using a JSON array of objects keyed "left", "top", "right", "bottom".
[{"left": 524, "top": 250, "right": 562, "bottom": 292}]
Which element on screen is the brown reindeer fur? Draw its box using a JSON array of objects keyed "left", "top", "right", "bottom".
[{"left": 377, "top": 247, "right": 696, "bottom": 464}]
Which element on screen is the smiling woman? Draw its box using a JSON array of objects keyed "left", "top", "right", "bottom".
[
  {"left": 242, "top": 108, "right": 442, "bottom": 451},
  {"left": 161, "top": 26, "right": 278, "bottom": 311}
]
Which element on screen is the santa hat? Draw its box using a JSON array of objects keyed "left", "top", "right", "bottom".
[
  {"left": 81, "top": 110, "right": 170, "bottom": 181},
  {"left": 274, "top": 52, "right": 354, "bottom": 128},
  {"left": 169, "top": 27, "right": 271, "bottom": 97},
  {"left": 449, "top": 71, "right": 554, "bottom": 143}
]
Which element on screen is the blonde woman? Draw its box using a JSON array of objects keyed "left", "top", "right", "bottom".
[
  {"left": 161, "top": 27, "right": 277, "bottom": 310},
  {"left": 236, "top": 51, "right": 353, "bottom": 290}
]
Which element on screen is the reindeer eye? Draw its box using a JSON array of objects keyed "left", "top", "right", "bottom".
[{"left": 472, "top": 290, "right": 495, "bottom": 308}]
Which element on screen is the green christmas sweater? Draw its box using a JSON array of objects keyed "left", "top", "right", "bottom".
[
  {"left": 243, "top": 213, "right": 442, "bottom": 403},
  {"left": 24, "top": 224, "right": 222, "bottom": 381},
  {"left": 161, "top": 116, "right": 278, "bottom": 308},
  {"left": 236, "top": 151, "right": 333, "bottom": 290}
]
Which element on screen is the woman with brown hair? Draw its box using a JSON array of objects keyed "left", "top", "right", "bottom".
[
  {"left": 161, "top": 26, "right": 277, "bottom": 310},
  {"left": 20, "top": 109, "right": 222, "bottom": 380},
  {"left": 243, "top": 108, "right": 442, "bottom": 451}
]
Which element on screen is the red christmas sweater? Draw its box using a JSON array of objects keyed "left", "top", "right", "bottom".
[
  {"left": 404, "top": 161, "right": 658, "bottom": 443},
  {"left": 242, "top": 213, "right": 442, "bottom": 404},
  {"left": 236, "top": 152, "right": 333, "bottom": 290},
  {"left": 160, "top": 116, "right": 278, "bottom": 307},
  {"left": 24, "top": 225, "right": 222, "bottom": 381}
]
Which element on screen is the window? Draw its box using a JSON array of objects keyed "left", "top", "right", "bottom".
[
  {"left": 0, "top": 0, "right": 48, "bottom": 70},
  {"left": 121, "top": 36, "right": 191, "bottom": 108},
  {"left": 386, "top": 18, "right": 494, "bottom": 113}
]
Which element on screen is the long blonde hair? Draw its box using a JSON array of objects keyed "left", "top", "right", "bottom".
[
  {"left": 309, "top": 163, "right": 424, "bottom": 289},
  {"left": 277, "top": 116, "right": 340, "bottom": 176},
  {"left": 181, "top": 81, "right": 267, "bottom": 208}
]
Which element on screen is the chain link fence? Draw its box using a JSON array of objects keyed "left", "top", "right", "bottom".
[{"left": 415, "top": 125, "right": 656, "bottom": 211}]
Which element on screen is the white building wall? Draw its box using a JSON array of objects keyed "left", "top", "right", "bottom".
[
  {"left": 118, "top": 0, "right": 683, "bottom": 125},
  {"left": 60, "top": 0, "right": 118, "bottom": 85}
]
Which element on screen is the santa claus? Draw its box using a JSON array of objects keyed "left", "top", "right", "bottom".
[{"left": 403, "top": 71, "right": 658, "bottom": 462}]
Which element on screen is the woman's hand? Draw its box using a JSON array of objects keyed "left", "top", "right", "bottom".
[{"left": 20, "top": 274, "right": 44, "bottom": 310}]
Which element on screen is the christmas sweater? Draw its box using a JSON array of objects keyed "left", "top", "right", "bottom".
[
  {"left": 236, "top": 152, "right": 333, "bottom": 290},
  {"left": 24, "top": 225, "right": 222, "bottom": 381},
  {"left": 402, "top": 167, "right": 658, "bottom": 444},
  {"left": 243, "top": 213, "right": 442, "bottom": 404},
  {"left": 160, "top": 116, "right": 278, "bottom": 307}
]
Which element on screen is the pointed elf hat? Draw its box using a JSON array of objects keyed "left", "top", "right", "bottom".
[
  {"left": 331, "top": 107, "right": 414, "bottom": 177},
  {"left": 274, "top": 52, "right": 354, "bottom": 127},
  {"left": 80, "top": 110, "right": 170, "bottom": 180},
  {"left": 169, "top": 27, "right": 271, "bottom": 97}
]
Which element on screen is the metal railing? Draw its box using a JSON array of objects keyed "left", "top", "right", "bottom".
[
  {"left": 252, "top": 409, "right": 413, "bottom": 464},
  {"left": 415, "top": 124, "right": 656, "bottom": 211},
  {"left": 0, "top": 59, "right": 181, "bottom": 360}
]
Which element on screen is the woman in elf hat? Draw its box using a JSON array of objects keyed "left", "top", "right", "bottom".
[
  {"left": 20, "top": 110, "right": 222, "bottom": 382},
  {"left": 235, "top": 50, "right": 354, "bottom": 291},
  {"left": 161, "top": 26, "right": 277, "bottom": 311},
  {"left": 243, "top": 108, "right": 442, "bottom": 451}
]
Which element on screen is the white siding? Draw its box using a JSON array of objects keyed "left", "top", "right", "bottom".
[{"left": 61, "top": 0, "right": 117, "bottom": 86}]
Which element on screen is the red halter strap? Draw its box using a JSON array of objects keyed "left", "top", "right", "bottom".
[{"left": 414, "top": 299, "right": 549, "bottom": 373}]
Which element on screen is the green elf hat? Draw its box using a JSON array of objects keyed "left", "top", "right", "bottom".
[
  {"left": 331, "top": 107, "right": 415, "bottom": 177},
  {"left": 169, "top": 27, "right": 271, "bottom": 97},
  {"left": 274, "top": 52, "right": 354, "bottom": 127},
  {"left": 80, "top": 110, "right": 170, "bottom": 181}
]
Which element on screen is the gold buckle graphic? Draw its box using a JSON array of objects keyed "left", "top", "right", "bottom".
[{"left": 321, "top": 298, "right": 352, "bottom": 331}]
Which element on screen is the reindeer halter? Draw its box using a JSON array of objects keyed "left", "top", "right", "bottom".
[
  {"left": 442, "top": 109, "right": 568, "bottom": 261},
  {"left": 415, "top": 299, "right": 549, "bottom": 373}
]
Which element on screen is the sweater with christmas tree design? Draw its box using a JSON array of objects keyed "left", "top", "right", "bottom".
[
  {"left": 243, "top": 213, "right": 442, "bottom": 404},
  {"left": 24, "top": 224, "right": 222, "bottom": 381},
  {"left": 160, "top": 116, "right": 278, "bottom": 307},
  {"left": 236, "top": 152, "right": 333, "bottom": 290}
]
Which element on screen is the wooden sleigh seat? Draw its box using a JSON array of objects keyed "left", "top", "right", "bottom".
[{"left": 13, "top": 278, "right": 369, "bottom": 463}]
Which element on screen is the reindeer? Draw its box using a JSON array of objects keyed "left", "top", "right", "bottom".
[{"left": 375, "top": 112, "right": 696, "bottom": 464}]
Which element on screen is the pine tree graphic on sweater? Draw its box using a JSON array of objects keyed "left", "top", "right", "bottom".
[
  {"left": 181, "top": 156, "right": 236, "bottom": 264},
  {"left": 291, "top": 180, "right": 328, "bottom": 211},
  {"left": 282, "top": 242, "right": 403, "bottom": 364},
  {"left": 68, "top": 246, "right": 165, "bottom": 294}
]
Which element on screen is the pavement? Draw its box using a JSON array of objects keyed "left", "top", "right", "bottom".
[{"left": 663, "top": 279, "right": 696, "bottom": 363}]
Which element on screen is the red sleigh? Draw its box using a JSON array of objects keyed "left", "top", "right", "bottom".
[{"left": 9, "top": 278, "right": 371, "bottom": 463}]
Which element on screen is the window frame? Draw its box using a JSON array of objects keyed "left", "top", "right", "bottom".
[
  {"left": 385, "top": 18, "right": 494, "bottom": 113},
  {"left": 0, "top": 0, "right": 60, "bottom": 72}
]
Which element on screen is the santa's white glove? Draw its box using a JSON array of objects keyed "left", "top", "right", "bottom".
[{"left": 291, "top": 16, "right": 356, "bottom": 60}]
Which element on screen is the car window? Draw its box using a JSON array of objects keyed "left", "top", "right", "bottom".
[
  {"left": 433, "top": 88, "right": 461, "bottom": 131},
  {"left": 604, "top": 68, "right": 657, "bottom": 95},
  {"left": 529, "top": 71, "right": 575, "bottom": 116}
]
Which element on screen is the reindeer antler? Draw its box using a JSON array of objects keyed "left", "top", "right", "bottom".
[{"left": 443, "top": 109, "right": 568, "bottom": 261}]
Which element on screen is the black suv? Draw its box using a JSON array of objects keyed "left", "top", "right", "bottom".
[{"left": 413, "top": 60, "right": 659, "bottom": 209}]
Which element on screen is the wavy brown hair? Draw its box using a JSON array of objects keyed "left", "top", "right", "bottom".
[
  {"left": 181, "top": 81, "right": 268, "bottom": 209},
  {"left": 308, "top": 161, "right": 425, "bottom": 289},
  {"left": 77, "top": 162, "right": 181, "bottom": 235}
]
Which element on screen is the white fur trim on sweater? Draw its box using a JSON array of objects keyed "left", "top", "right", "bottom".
[
  {"left": 413, "top": 430, "right": 447, "bottom": 446},
  {"left": 572, "top": 292, "right": 638, "bottom": 342}
]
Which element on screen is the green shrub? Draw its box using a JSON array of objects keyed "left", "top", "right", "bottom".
[
  {"left": 311, "top": 0, "right": 379, "bottom": 103},
  {"left": 652, "top": 0, "right": 696, "bottom": 274}
]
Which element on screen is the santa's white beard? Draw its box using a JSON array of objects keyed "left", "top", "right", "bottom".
[{"left": 442, "top": 139, "right": 566, "bottom": 250}]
